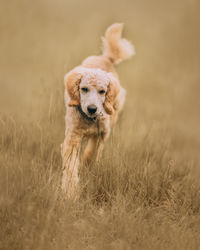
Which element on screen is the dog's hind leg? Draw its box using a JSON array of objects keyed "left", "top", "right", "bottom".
[{"left": 82, "top": 135, "right": 98, "bottom": 165}]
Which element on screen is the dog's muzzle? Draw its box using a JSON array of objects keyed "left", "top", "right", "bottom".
[
  {"left": 78, "top": 106, "right": 103, "bottom": 122},
  {"left": 87, "top": 104, "right": 97, "bottom": 115}
]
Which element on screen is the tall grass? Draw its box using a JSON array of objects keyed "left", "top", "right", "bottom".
[{"left": 0, "top": 0, "right": 200, "bottom": 249}]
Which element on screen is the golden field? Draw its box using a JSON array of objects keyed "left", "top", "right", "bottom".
[{"left": 0, "top": 0, "right": 200, "bottom": 249}]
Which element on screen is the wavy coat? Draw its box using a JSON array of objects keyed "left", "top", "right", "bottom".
[{"left": 61, "top": 23, "right": 135, "bottom": 198}]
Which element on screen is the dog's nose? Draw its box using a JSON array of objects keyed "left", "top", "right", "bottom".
[{"left": 87, "top": 105, "right": 97, "bottom": 114}]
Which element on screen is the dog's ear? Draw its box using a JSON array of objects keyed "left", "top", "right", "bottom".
[
  {"left": 103, "top": 74, "right": 120, "bottom": 115},
  {"left": 64, "top": 69, "right": 82, "bottom": 107}
]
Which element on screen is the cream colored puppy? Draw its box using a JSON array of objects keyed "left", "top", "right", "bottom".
[{"left": 61, "top": 23, "right": 135, "bottom": 198}]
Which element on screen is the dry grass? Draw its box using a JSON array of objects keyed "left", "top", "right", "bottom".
[{"left": 0, "top": 0, "right": 200, "bottom": 249}]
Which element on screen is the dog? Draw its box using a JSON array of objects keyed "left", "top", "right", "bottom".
[{"left": 61, "top": 23, "right": 135, "bottom": 198}]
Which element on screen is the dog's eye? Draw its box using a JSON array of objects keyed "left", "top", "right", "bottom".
[
  {"left": 99, "top": 90, "right": 105, "bottom": 95},
  {"left": 81, "top": 87, "right": 89, "bottom": 93}
]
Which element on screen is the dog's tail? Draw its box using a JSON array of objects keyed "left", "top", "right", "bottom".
[{"left": 102, "top": 23, "right": 135, "bottom": 64}]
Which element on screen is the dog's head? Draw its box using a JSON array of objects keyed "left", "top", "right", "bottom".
[{"left": 64, "top": 67, "right": 120, "bottom": 118}]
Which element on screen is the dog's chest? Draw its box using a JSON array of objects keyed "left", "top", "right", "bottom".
[{"left": 78, "top": 116, "right": 110, "bottom": 137}]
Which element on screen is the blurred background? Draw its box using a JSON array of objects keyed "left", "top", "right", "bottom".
[
  {"left": 1, "top": 0, "right": 200, "bottom": 162},
  {"left": 0, "top": 1, "right": 200, "bottom": 249}
]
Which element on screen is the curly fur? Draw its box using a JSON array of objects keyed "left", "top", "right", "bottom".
[{"left": 61, "top": 23, "right": 135, "bottom": 198}]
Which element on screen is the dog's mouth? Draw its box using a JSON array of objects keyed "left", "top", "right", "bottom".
[
  {"left": 87, "top": 111, "right": 103, "bottom": 119},
  {"left": 86, "top": 112, "right": 101, "bottom": 121},
  {"left": 87, "top": 113, "right": 97, "bottom": 119},
  {"left": 78, "top": 106, "right": 103, "bottom": 122},
  {"left": 78, "top": 106, "right": 96, "bottom": 121}
]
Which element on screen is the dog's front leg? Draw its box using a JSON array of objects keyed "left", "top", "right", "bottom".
[
  {"left": 95, "top": 132, "right": 110, "bottom": 162},
  {"left": 61, "top": 133, "right": 82, "bottom": 198},
  {"left": 96, "top": 139, "right": 104, "bottom": 162},
  {"left": 83, "top": 132, "right": 109, "bottom": 165}
]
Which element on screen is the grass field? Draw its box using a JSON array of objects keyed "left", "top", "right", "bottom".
[{"left": 0, "top": 0, "right": 200, "bottom": 249}]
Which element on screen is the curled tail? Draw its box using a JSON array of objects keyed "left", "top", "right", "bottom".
[{"left": 102, "top": 23, "right": 135, "bottom": 64}]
